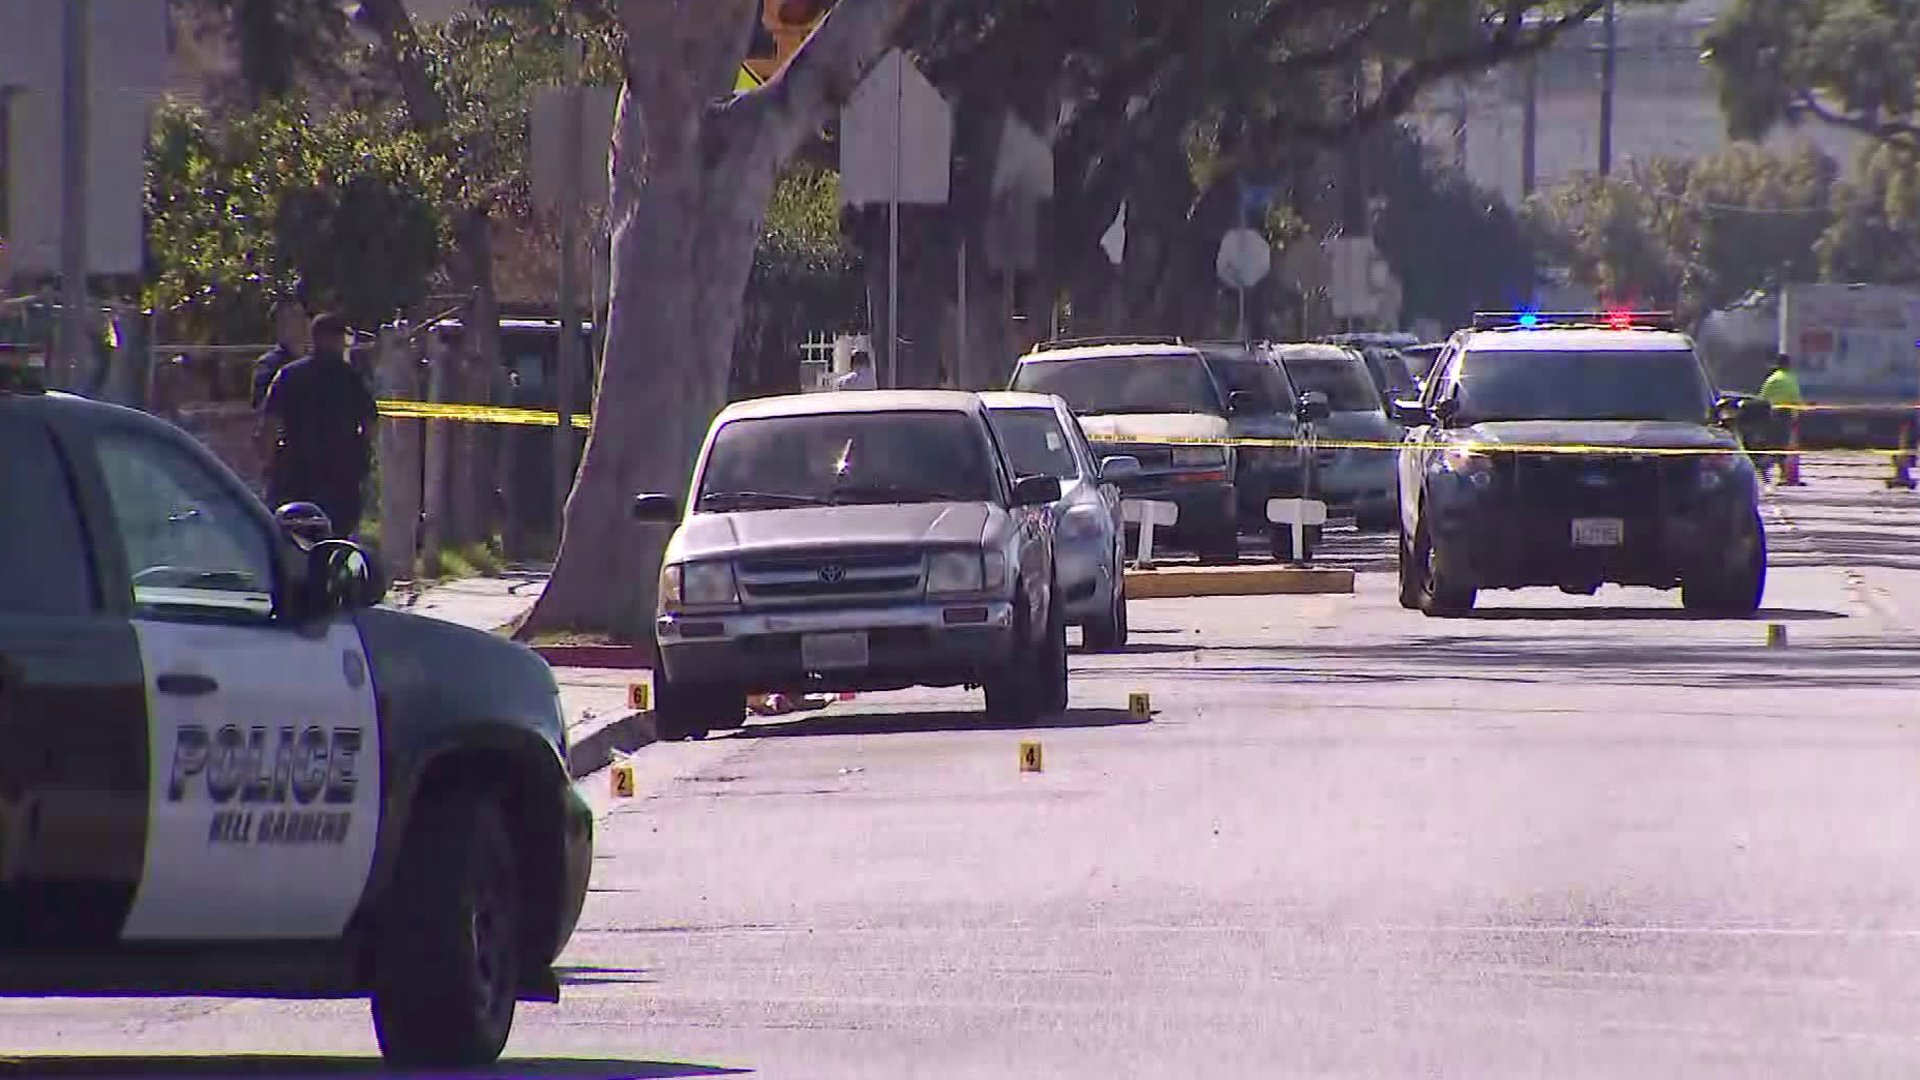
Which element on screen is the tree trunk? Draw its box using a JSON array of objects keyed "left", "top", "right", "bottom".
[{"left": 521, "top": 0, "right": 912, "bottom": 640}]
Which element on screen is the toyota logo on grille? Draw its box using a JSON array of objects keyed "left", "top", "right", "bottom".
[{"left": 818, "top": 563, "right": 845, "bottom": 584}]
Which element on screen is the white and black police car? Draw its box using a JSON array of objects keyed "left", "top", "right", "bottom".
[
  {"left": 0, "top": 364, "right": 592, "bottom": 1067},
  {"left": 1393, "top": 311, "right": 1772, "bottom": 616}
]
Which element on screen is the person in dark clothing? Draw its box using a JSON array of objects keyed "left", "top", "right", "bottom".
[
  {"left": 256, "top": 313, "right": 378, "bottom": 538},
  {"left": 250, "top": 299, "right": 310, "bottom": 408}
]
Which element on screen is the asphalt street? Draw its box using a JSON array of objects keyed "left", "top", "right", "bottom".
[{"left": 8, "top": 459, "right": 1920, "bottom": 1078}]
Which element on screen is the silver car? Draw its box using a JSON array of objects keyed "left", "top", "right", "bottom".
[{"left": 980, "top": 391, "right": 1135, "bottom": 651}]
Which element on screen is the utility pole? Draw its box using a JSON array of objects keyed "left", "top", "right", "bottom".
[
  {"left": 1521, "top": 54, "right": 1540, "bottom": 196},
  {"left": 554, "top": 35, "right": 584, "bottom": 532},
  {"left": 58, "top": 0, "right": 91, "bottom": 386},
  {"left": 1598, "top": 0, "right": 1616, "bottom": 176}
]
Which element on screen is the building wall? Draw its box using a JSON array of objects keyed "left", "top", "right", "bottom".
[{"left": 1412, "top": 0, "right": 1864, "bottom": 205}]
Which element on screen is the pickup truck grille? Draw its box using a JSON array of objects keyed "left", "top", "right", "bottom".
[{"left": 735, "top": 548, "right": 926, "bottom": 607}]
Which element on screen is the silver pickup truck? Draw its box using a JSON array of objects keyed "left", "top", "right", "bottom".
[{"left": 631, "top": 390, "right": 1070, "bottom": 740}]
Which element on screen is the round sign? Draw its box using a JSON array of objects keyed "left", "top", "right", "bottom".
[{"left": 1216, "top": 228, "right": 1273, "bottom": 290}]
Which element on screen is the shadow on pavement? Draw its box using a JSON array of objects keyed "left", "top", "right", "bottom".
[
  {"left": 1092, "top": 642, "right": 1200, "bottom": 655},
  {"left": 1154, "top": 637, "right": 1920, "bottom": 690},
  {"left": 1457, "top": 606, "right": 1845, "bottom": 622},
  {"left": 556, "top": 964, "right": 656, "bottom": 987},
  {"left": 733, "top": 707, "right": 1145, "bottom": 739},
  {"left": 0, "top": 1057, "right": 748, "bottom": 1078}
]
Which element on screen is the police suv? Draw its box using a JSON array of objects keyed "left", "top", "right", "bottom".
[
  {"left": 0, "top": 371, "right": 592, "bottom": 1067},
  {"left": 1393, "top": 312, "right": 1772, "bottom": 616}
]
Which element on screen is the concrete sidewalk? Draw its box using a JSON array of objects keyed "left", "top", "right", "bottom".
[{"left": 385, "top": 573, "right": 656, "bottom": 778}]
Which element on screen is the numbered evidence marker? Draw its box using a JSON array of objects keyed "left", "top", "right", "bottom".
[
  {"left": 610, "top": 758, "right": 636, "bottom": 798},
  {"left": 628, "top": 677, "right": 653, "bottom": 712},
  {"left": 1128, "top": 691, "right": 1152, "bottom": 720},
  {"left": 1019, "top": 740, "right": 1044, "bottom": 773},
  {"left": 1767, "top": 623, "right": 1788, "bottom": 648}
]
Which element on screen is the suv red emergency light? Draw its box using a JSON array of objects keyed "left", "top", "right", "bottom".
[{"left": 1472, "top": 310, "right": 1677, "bottom": 332}]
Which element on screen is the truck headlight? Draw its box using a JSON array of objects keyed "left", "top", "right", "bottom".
[
  {"left": 660, "top": 560, "right": 738, "bottom": 610},
  {"left": 1171, "top": 445, "right": 1228, "bottom": 468},
  {"left": 983, "top": 549, "right": 1009, "bottom": 591},
  {"left": 927, "top": 550, "right": 985, "bottom": 594}
]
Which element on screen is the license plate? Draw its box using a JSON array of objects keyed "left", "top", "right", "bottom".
[
  {"left": 801, "top": 631, "right": 869, "bottom": 670},
  {"left": 1570, "top": 517, "right": 1624, "bottom": 547}
]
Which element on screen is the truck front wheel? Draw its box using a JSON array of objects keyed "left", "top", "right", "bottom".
[{"left": 371, "top": 789, "right": 520, "bottom": 1069}]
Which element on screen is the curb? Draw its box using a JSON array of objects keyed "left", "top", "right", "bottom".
[
  {"left": 566, "top": 709, "right": 656, "bottom": 779},
  {"left": 535, "top": 644, "right": 650, "bottom": 669},
  {"left": 1124, "top": 564, "right": 1355, "bottom": 599}
]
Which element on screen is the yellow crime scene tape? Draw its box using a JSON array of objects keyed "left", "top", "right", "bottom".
[
  {"left": 1079, "top": 432, "right": 1920, "bottom": 458},
  {"left": 376, "top": 399, "right": 591, "bottom": 428},
  {"left": 372, "top": 400, "right": 1918, "bottom": 457}
]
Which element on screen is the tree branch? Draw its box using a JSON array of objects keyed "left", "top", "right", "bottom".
[
  {"left": 1791, "top": 90, "right": 1920, "bottom": 151},
  {"left": 720, "top": 0, "right": 919, "bottom": 170}
]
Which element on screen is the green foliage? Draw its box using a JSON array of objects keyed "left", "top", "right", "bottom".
[
  {"left": 182, "top": 0, "right": 353, "bottom": 104},
  {"left": 412, "top": 5, "right": 625, "bottom": 214},
  {"left": 1525, "top": 145, "right": 1839, "bottom": 315},
  {"left": 1820, "top": 143, "right": 1920, "bottom": 282},
  {"left": 144, "top": 101, "right": 449, "bottom": 341},
  {"left": 1705, "top": 0, "right": 1920, "bottom": 149},
  {"left": 1366, "top": 126, "right": 1540, "bottom": 328},
  {"left": 735, "top": 164, "right": 864, "bottom": 397}
]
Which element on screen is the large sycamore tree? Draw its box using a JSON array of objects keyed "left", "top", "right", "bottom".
[
  {"left": 524, "top": 0, "right": 1614, "bottom": 641},
  {"left": 521, "top": 0, "right": 912, "bottom": 638}
]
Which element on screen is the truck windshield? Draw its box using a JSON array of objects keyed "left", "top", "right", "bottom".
[
  {"left": 696, "top": 410, "right": 997, "bottom": 510},
  {"left": 1011, "top": 353, "right": 1222, "bottom": 416},
  {"left": 1278, "top": 351, "right": 1382, "bottom": 413},
  {"left": 987, "top": 407, "right": 1081, "bottom": 480},
  {"left": 1448, "top": 349, "right": 1715, "bottom": 424}
]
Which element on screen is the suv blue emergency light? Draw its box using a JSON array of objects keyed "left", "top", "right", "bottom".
[{"left": 1472, "top": 310, "right": 1677, "bottom": 332}]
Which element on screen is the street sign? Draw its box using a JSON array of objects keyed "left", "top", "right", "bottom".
[
  {"left": 4, "top": 87, "right": 150, "bottom": 276},
  {"left": 839, "top": 50, "right": 952, "bottom": 207},
  {"left": 1101, "top": 204, "right": 1127, "bottom": 267},
  {"left": 991, "top": 116, "right": 1052, "bottom": 200},
  {"left": 1329, "top": 237, "right": 1385, "bottom": 318},
  {"left": 1215, "top": 228, "right": 1272, "bottom": 290},
  {"left": 0, "top": 0, "right": 170, "bottom": 279},
  {"left": 530, "top": 86, "right": 618, "bottom": 211}
]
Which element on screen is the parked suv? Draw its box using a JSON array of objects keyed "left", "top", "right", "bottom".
[
  {"left": 1007, "top": 337, "right": 1324, "bottom": 561},
  {"left": 633, "top": 391, "right": 1069, "bottom": 738},
  {"left": 1273, "top": 343, "right": 1401, "bottom": 531}
]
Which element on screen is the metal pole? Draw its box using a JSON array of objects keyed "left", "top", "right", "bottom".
[
  {"left": 1521, "top": 54, "right": 1539, "bottom": 196},
  {"left": 887, "top": 55, "right": 901, "bottom": 389},
  {"left": 554, "top": 38, "right": 583, "bottom": 530},
  {"left": 955, "top": 239, "right": 967, "bottom": 389},
  {"left": 58, "top": 0, "right": 91, "bottom": 386},
  {"left": 1598, "top": 0, "right": 1616, "bottom": 176}
]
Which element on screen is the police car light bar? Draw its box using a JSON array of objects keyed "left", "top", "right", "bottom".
[{"left": 1472, "top": 310, "right": 1677, "bottom": 331}]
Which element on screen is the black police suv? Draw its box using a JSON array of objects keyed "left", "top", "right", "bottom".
[
  {"left": 0, "top": 375, "right": 592, "bottom": 1067},
  {"left": 1392, "top": 313, "right": 1771, "bottom": 616}
]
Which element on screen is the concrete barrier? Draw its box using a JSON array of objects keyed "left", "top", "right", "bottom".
[{"left": 1124, "top": 563, "right": 1355, "bottom": 599}]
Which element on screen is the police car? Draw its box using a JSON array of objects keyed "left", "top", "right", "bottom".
[
  {"left": 1393, "top": 312, "right": 1772, "bottom": 616},
  {"left": 0, "top": 367, "right": 592, "bottom": 1067}
]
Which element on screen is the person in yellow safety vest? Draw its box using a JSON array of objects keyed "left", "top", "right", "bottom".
[{"left": 1757, "top": 352, "right": 1806, "bottom": 486}]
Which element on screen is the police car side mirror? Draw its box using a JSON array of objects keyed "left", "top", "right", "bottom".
[
  {"left": 1389, "top": 398, "right": 1428, "bottom": 426},
  {"left": 632, "top": 493, "right": 681, "bottom": 524},
  {"left": 306, "top": 539, "right": 385, "bottom": 614}
]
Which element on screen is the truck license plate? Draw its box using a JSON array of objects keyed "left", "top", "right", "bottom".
[
  {"left": 1571, "top": 517, "right": 1624, "bottom": 547},
  {"left": 801, "top": 631, "right": 869, "bottom": 670}
]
